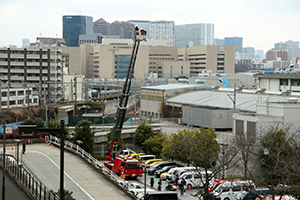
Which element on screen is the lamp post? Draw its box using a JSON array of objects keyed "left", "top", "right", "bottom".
[{"left": 14, "top": 139, "right": 22, "bottom": 165}]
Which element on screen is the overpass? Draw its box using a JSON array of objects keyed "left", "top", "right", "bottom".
[{"left": 6, "top": 142, "right": 133, "bottom": 200}]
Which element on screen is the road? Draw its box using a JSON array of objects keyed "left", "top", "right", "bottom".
[{"left": 7, "top": 143, "right": 132, "bottom": 200}]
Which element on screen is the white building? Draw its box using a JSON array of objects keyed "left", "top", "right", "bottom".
[
  {"left": 148, "top": 21, "right": 175, "bottom": 46},
  {"left": 63, "top": 75, "right": 84, "bottom": 101}
]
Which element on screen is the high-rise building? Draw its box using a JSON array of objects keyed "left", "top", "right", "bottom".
[
  {"left": 213, "top": 38, "right": 224, "bottom": 45},
  {"left": 254, "top": 50, "right": 264, "bottom": 61},
  {"left": 22, "top": 38, "right": 30, "bottom": 48},
  {"left": 242, "top": 47, "right": 255, "bottom": 60},
  {"left": 274, "top": 42, "right": 288, "bottom": 49},
  {"left": 63, "top": 15, "right": 93, "bottom": 47},
  {"left": 149, "top": 21, "right": 175, "bottom": 46},
  {"left": 266, "top": 48, "right": 289, "bottom": 62},
  {"left": 93, "top": 18, "right": 135, "bottom": 39},
  {"left": 175, "top": 23, "right": 214, "bottom": 48},
  {"left": 224, "top": 37, "right": 243, "bottom": 53},
  {"left": 128, "top": 20, "right": 150, "bottom": 38},
  {"left": 285, "top": 40, "right": 300, "bottom": 60},
  {"left": 93, "top": 18, "right": 109, "bottom": 35}
]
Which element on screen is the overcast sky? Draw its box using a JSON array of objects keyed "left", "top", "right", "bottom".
[{"left": 1, "top": 0, "right": 299, "bottom": 52}]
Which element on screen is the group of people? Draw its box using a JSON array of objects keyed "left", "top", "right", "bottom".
[{"left": 146, "top": 175, "right": 186, "bottom": 198}]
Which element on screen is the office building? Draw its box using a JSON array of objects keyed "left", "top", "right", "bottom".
[
  {"left": 22, "top": 38, "right": 30, "bottom": 48},
  {"left": 0, "top": 47, "right": 63, "bottom": 104},
  {"left": 149, "top": 21, "right": 175, "bottom": 46},
  {"left": 63, "top": 15, "right": 93, "bottom": 47},
  {"left": 93, "top": 18, "right": 135, "bottom": 39},
  {"left": 93, "top": 43, "right": 177, "bottom": 80},
  {"left": 175, "top": 23, "right": 214, "bottom": 48},
  {"left": 274, "top": 42, "right": 288, "bottom": 49},
  {"left": 79, "top": 33, "right": 103, "bottom": 45},
  {"left": 254, "top": 50, "right": 264, "bottom": 61},
  {"left": 30, "top": 37, "right": 67, "bottom": 47},
  {"left": 242, "top": 47, "right": 255, "bottom": 60},
  {"left": 128, "top": 20, "right": 150, "bottom": 38},
  {"left": 224, "top": 37, "right": 243, "bottom": 53},
  {"left": 285, "top": 40, "right": 300, "bottom": 60},
  {"left": 213, "top": 38, "right": 224, "bottom": 45},
  {"left": 178, "top": 45, "right": 235, "bottom": 75}
]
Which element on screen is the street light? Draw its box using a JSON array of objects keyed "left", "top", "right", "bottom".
[{"left": 219, "top": 142, "right": 228, "bottom": 180}]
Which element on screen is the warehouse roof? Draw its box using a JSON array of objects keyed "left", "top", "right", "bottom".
[
  {"left": 166, "top": 90, "right": 300, "bottom": 113},
  {"left": 141, "top": 84, "right": 202, "bottom": 91}
]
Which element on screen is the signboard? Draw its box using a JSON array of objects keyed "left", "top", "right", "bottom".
[{"left": 0, "top": 125, "right": 13, "bottom": 134}]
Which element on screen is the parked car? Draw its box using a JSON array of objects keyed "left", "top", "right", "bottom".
[
  {"left": 128, "top": 182, "right": 154, "bottom": 196},
  {"left": 213, "top": 180, "right": 256, "bottom": 200},
  {"left": 143, "top": 159, "right": 164, "bottom": 168},
  {"left": 154, "top": 165, "right": 177, "bottom": 178},
  {"left": 160, "top": 172, "right": 168, "bottom": 180},
  {"left": 178, "top": 170, "right": 213, "bottom": 189},
  {"left": 234, "top": 188, "right": 288, "bottom": 200},
  {"left": 209, "top": 179, "right": 242, "bottom": 193},
  {"left": 148, "top": 162, "right": 177, "bottom": 175},
  {"left": 166, "top": 167, "right": 196, "bottom": 182}
]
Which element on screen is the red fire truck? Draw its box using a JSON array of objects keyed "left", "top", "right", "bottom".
[{"left": 104, "top": 27, "right": 146, "bottom": 179}]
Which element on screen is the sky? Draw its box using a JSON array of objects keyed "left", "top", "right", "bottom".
[{"left": 0, "top": 0, "right": 299, "bottom": 53}]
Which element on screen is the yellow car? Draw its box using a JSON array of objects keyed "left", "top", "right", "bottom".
[
  {"left": 128, "top": 153, "right": 145, "bottom": 159},
  {"left": 143, "top": 159, "right": 163, "bottom": 168},
  {"left": 160, "top": 172, "right": 168, "bottom": 180}
]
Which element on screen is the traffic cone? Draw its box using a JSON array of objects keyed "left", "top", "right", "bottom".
[
  {"left": 49, "top": 141, "right": 51, "bottom": 145},
  {"left": 28, "top": 139, "right": 30, "bottom": 144},
  {"left": 41, "top": 138, "right": 43, "bottom": 143},
  {"left": 188, "top": 184, "right": 191, "bottom": 191},
  {"left": 11, "top": 145, "right": 14, "bottom": 150}
]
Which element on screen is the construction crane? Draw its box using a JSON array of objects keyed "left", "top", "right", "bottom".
[{"left": 104, "top": 28, "right": 146, "bottom": 178}]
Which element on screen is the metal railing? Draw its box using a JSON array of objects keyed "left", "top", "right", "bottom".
[
  {"left": 0, "top": 154, "right": 59, "bottom": 200},
  {"left": 49, "top": 135, "right": 128, "bottom": 189}
]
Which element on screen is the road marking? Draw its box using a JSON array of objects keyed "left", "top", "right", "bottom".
[{"left": 29, "top": 150, "right": 95, "bottom": 200}]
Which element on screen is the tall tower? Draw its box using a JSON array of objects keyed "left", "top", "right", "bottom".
[
  {"left": 63, "top": 15, "right": 93, "bottom": 47},
  {"left": 224, "top": 37, "right": 243, "bottom": 53}
]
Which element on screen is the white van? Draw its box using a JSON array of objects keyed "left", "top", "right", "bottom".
[
  {"left": 213, "top": 180, "right": 256, "bottom": 200},
  {"left": 178, "top": 171, "right": 213, "bottom": 188}
]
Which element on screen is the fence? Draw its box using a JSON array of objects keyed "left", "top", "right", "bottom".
[
  {"left": 0, "top": 154, "right": 59, "bottom": 200},
  {"left": 49, "top": 135, "right": 130, "bottom": 192}
]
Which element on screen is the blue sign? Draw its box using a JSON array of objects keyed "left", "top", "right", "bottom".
[{"left": 0, "top": 125, "right": 13, "bottom": 134}]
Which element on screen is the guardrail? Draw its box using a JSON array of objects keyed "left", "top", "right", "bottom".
[
  {"left": 0, "top": 153, "right": 59, "bottom": 200},
  {"left": 49, "top": 135, "right": 129, "bottom": 191}
]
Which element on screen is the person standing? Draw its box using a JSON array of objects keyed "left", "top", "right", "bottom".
[
  {"left": 22, "top": 140, "right": 26, "bottom": 154},
  {"left": 158, "top": 179, "right": 162, "bottom": 191},
  {"left": 174, "top": 175, "right": 179, "bottom": 186},
  {"left": 150, "top": 177, "right": 154, "bottom": 189},
  {"left": 179, "top": 180, "right": 184, "bottom": 195}
]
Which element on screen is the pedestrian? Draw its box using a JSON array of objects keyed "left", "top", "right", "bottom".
[
  {"left": 144, "top": 192, "right": 150, "bottom": 200},
  {"left": 158, "top": 179, "right": 162, "bottom": 191},
  {"left": 167, "top": 183, "right": 173, "bottom": 191},
  {"left": 179, "top": 180, "right": 184, "bottom": 195},
  {"left": 150, "top": 177, "right": 154, "bottom": 189},
  {"left": 182, "top": 177, "right": 186, "bottom": 192},
  {"left": 22, "top": 140, "right": 26, "bottom": 154},
  {"left": 174, "top": 175, "right": 179, "bottom": 186}
]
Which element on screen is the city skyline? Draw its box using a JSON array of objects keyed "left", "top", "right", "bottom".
[{"left": 0, "top": 0, "right": 299, "bottom": 53}]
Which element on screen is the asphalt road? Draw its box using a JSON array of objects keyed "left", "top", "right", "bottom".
[{"left": 8, "top": 143, "right": 132, "bottom": 200}]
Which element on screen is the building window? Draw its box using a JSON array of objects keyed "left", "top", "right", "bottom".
[
  {"left": 291, "top": 79, "right": 300, "bottom": 86},
  {"left": 247, "top": 121, "right": 256, "bottom": 139},
  {"left": 280, "top": 79, "right": 288, "bottom": 86},
  {"left": 236, "top": 120, "right": 244, "bottom": 135}
]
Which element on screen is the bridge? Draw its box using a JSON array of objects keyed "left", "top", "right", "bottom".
[{"left": 6, "top": 142, "right": 133, "bottom": 200}]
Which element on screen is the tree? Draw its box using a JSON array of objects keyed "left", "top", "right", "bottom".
[
  {"left": 143, "top": 134, "right": 167, "bottom": 155},
  {"left": 106, "top": 128, "right": 123, "bottom": 150},
  {"left": 162, "top": 129, "right": 195, "bottom": 165},
  {"left": 162, "top": 128, "right": 239, "bottom": 200},
  {"left": 134, "top": 122, "right": 154, "bottom": 152},
  {"left": 34, "top": 117, "right": 44, "bottom": 127},
  {"left": 73, "top": 120, "right": 95, "bottom": 155},
  {"left": 47, "top": 118, "right": 70, "bottom": 140},
  {"left": 233, "top": 133, "right": 258, "bottom": 179},
  {"left": 21, "top": 119, "right": 35, "bottom": 125},
  {"left": 50, "top": 189, "right": 75, "bottom": 200}
]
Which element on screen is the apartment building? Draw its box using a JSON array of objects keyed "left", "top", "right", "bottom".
[{"left": 0, "top": 47, "right": 63, "bottom": 107}]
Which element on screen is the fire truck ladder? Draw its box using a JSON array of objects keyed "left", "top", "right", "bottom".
[{"left": 109, "top": 30, "right": 146, "bottom": 160}]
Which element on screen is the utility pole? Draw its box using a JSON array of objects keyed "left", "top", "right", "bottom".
[{"left": 74, "top": 77, "right": 77, "bottom": 116}]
